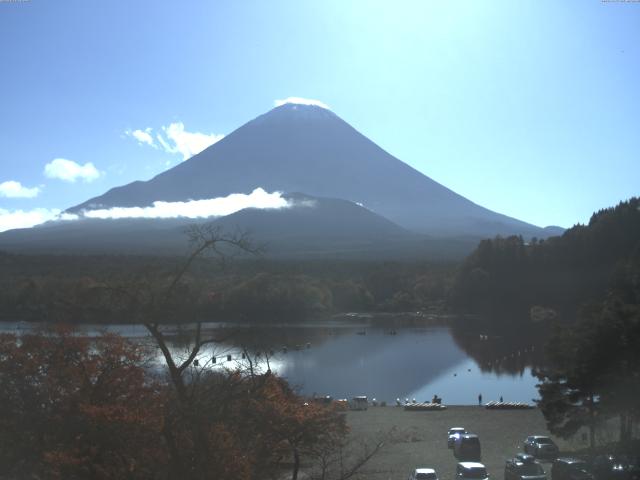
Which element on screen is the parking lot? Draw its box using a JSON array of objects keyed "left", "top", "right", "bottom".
[{"left": 344, "top": 406, "right": 579, "bottom": 480}]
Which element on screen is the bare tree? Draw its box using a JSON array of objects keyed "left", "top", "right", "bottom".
[
  {"left": 307, "top": 429, "right": 389, "bottom": 480},
  {"left": 141, "top": 224, "right": 260, "bottom": 400}
]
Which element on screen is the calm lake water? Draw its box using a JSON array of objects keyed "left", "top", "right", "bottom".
[{"left": 1, "top": 319, "right": 541, "bottom": 405}]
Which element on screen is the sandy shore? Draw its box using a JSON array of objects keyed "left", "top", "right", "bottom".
[{"left": 343, "top": 405, "right": 581, "bottom": 480}]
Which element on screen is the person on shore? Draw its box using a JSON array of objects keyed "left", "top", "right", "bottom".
[
  {"left": 478, "top": 393, "right": 483, "bottom": 405},
  {"left": 500, "top": 395, "right": 503, "bottom": 403}
]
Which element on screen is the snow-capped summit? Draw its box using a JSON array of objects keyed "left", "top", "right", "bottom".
[{"left": 274, "top": 96, "right": 331, "bottom": 109}]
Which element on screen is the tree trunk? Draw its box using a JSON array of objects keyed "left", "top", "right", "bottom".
[
  {"left": 292, "top": 448, "right": 300, "bottom": 480},
  {"left": 620, "top": 412, "right": 632, "bottom": 442},
  {"left": 588, "top": 395, "right": 596, "bottom": 451}
]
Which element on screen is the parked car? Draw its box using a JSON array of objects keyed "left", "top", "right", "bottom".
[
  {"left": 505, "top": 453, "right": 547, "bottom": 480},
  {"left": 457, "top": 462, "right": 490, "bottom": 480},
  {"left": 408, "top": 468, "right": 439, "bottom": 480},
  {"left": 552, "top": 458, "right": 594, "bottom": 480},
  {"left": 591, "top": 454, "right": 640, "bottom": 480},
  {"left": 454, "top": 434, "right": 482, "bottom": 461},
  {"left": 524, "top": 436, "right": 560, "bottom": 459},
  {"left": 448, "top": 427, "right": 468, "bottom": 448}
]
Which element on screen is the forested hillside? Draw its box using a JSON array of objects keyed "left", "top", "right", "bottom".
[
  {"left": 451, "top": 197, "right": 640, "bottom": 321},
  {"left": 0, "top": 252, "right": 454, "bottom": 323}
]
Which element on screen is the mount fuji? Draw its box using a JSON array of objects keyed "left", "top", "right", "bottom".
[{"left": 0, "top": 102, "right": 562, "bottom": 257}]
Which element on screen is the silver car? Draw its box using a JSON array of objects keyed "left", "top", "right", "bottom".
[
  {"left": 448, "top": 427, "right": 467, "bottom": 448},
  {"left": 457, "top": 462, "right": 490, "bottom": 480},
  {"left": 524, "top": 436, "right": 559, "bottom": 460}
]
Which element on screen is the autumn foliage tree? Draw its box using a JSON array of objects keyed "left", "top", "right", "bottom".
[
  {"left": 164, "top": 367, "right": 348, "bottom": 480},
  {"left": 0, "top": 326, "right": 351, "bottom": 480},
  {"left": 0, "top": 326, "right": 166, "bottom": 479}
]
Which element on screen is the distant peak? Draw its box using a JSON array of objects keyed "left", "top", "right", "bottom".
[
  {"left": 252, "top": 99, "right": 339, "bottom": 125},
  {"left": 273, "top": 97, "right": 331, "bottom": 110}
]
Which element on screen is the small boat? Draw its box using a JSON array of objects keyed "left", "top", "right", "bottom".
[
  {"left": 484, "top": 401, "right": 533, "bottom": 410},
  {"left": 404, "top": 402, "right": 447, "bottom": 411}
]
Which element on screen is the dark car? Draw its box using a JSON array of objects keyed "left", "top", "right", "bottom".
[
  {"left": 505, "top": 453, "right": 547, "bottom": 480},
  {"left": 454, "top": 434, "right": 482, "bottom": 462},
  {"left": 552, "top": 458, "right": 594, "bottom": 480},
  {"left": 591, "top": 455, "right": 640, "bottom": 480},
  {"left": 524, "top": 436, "right": 560, "bottom": 460}
]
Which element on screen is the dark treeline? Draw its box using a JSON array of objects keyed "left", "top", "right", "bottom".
[
  {"left": 535, "top": 248, "right": 640, "bottom": 448},
  {"left": 0, "top": 252, "right": 455, "bottom": 323},
  {"left": 449, "top": 198, "right": 640, "bottom": 447},
  {"left": 451, "top": 197, "right": 640, "bottom": 323}
]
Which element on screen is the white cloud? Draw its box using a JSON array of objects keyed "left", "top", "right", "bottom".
[
  {"left": 125, "top": 128, "right": 156, "bottom": 148},
  {"left": 0, "top": 189, "right": 316, "bottom": 233},
  {"left": 0, "top": 208, "right": 68, "bottom": 233},
  {"left": 125, "top": 122, "right": 224, "bottom": 161},
  {"left": 160, "top": 122, "right": 224, "bottom": 160},
  {"left": 82, "top": 188, "right": 298, "bottom": 219},
  {"left": 44, "top": 158, "right": 102, "bottom": 183},
  {"left": 0, "top": 181, "right": 41, "bottom": 198},
  {"left": 274, "top": 97, "right": 330, "bottom": 109}
]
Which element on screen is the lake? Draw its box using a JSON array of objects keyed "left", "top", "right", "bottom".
[{"left": 1, "top": 319, "right": 541, "bottom": 405}]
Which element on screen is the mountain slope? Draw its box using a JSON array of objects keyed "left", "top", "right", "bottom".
[
  {"left": 1, "top": 195, "right": 477, "bottom": 258},
  {"left": 70, "top": 103, "right": 550, "bottom": 238}
]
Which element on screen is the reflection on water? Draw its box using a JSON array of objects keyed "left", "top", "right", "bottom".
[{"left": 0, "top": 320, "right": 542, "bottom": 405}]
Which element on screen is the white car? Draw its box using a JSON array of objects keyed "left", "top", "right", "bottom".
[
  {"left": 457, "top": 462, "right": 490, "bottom": 480},
  {"left": 448, "top": 427, "right": 467, "bottom": 448},
  {"left": 408, "top": 468, "right": 439, "bottom": 480}
]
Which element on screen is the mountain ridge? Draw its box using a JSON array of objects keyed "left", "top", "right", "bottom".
[{"left": 68, "top": 103, "right": 552, "bottom": 238}]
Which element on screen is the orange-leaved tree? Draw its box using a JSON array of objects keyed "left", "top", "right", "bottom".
[{"left": 0, "top": 325, "right": 166, "bottom": 479}]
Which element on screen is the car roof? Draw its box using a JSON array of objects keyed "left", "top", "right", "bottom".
[
  {"left": 514, "top": 453, "right": 536, "bottom": 462},
  {"left": 450, "top": 427, "right": 466, "bottom": 431},
  {"left": 459, "top": 462, "right": 486, "bottom": 469},
  {"left": 461, "top": 434, "right": 479, "bottom": 439},
  {"left": 531, "top": 435, "right": 551, "bottom": 439},
  {"left": 555, "top": 458, "right": 586, "bottom": 464},
  {"left": 416, "top": 468, "right": 436, "bottom": 474}
]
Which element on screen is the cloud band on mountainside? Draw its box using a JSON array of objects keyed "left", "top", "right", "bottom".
[
  {"left": 0, "top": 189, "right": 313, "bottom": 232},
  {"left": 0, "top": 208, "right": 67, "bottom": 232},
  {"left": 81, "top": 188, "right": 297, "bottom": 219}
]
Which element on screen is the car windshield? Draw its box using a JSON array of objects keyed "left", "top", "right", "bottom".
[
  {"left": 536, "top": 438, "right": 552, "bottom": 444},
  {"left": 518, "top": 464, "right": 545, "bottom": 475},
  {"left": 417, "top": 473, "right": 437, "bottom": 480},
  {"left": 465, "top": 468, "right": 488, "bottom": 478},
  {"left": 464, "top": 438, "right": 480, "bottom": 445}
]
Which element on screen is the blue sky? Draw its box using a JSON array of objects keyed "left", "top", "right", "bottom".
[{"left": 0, "top": 0, "right": 638, "bottom": 231}]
